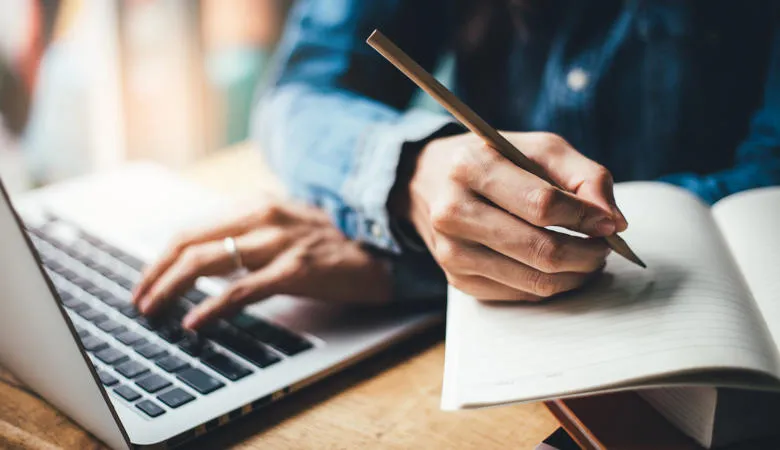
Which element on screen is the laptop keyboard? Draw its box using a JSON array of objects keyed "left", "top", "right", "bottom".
[{"left": 25, "top": 218, "right": 314, "bottom": 419}]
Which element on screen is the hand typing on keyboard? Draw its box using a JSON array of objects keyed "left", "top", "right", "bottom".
[{"left": 132, "top": 200, "right": 392, "bottom": 330}]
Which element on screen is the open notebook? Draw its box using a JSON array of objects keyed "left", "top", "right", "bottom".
[{"left": 442, "top": 183, "right": 780, "bottom": 414}]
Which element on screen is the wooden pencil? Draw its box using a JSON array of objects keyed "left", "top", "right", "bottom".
[{"left": 366, "top": 30, "right": 646, "bottom": 268}]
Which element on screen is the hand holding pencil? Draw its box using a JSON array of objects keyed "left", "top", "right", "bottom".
[{"left": 369, "top": 30, "right": 645, "bottom": 302}]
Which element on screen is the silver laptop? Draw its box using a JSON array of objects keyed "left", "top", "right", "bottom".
[{"left": 0, "top": 165, "right": 442, "bottom": 449}]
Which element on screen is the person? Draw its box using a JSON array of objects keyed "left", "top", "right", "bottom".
[{"left": 133, "top": 1, "right": 780, "bottom": 329}]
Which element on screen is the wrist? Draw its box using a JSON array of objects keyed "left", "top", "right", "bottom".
[
  {"left": 388, "top": 124, "right": 463, "bottom": 219},
  {"left": 388, "top": 141, "right": 424, "bottom": 220}
]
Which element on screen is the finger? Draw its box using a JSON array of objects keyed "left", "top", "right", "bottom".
[
  {"left": 181, "top": 262, "right": 291, "bottom": 330},
  {"left": 133, "top": 232, "right": 233, "bottom": 303},
  {"left": 447, "top": 240, "right": 592, "bottom": 298},
  {"left": 576, "top": 170, "right": 628, "bottom": 232},
  {"left": 132, "top": 204, "right": 288, "bottom": 302},
  {"left": 138, "top": 240, "right": 234, "bottom": 315},
  {"left": 463, "top": 152, "right": 615, "bottom": 236},
  {"left": 507, "top": 132, "right": 627, "bottom": 231},
  {"left": 138, "top": 227, "right": 295, "bottom": 314},
  {"left": 434, "top": 200, "right": 609, "bottom": 273},
  {"left": 449, "top": 274, "right": 543, "bottom": 302}
]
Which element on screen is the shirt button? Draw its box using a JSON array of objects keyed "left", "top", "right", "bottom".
[
  {"left": 566, "top": 68, "right": 589, "bottom": 92},
  {"left": 369, "top": 221, "right": 383, "bottom": 240}
]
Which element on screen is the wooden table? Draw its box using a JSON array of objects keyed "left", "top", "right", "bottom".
[{"left": 0, "top": 146, "right": 559, "bottom": 449}]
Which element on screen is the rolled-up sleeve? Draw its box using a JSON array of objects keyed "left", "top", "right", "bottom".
[{"left": 252, "top": 0, "right": 455, "bottom": 253}]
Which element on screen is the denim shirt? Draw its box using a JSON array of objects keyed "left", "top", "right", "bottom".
[{"left": 252, "top": 0, "right": 780, "bottom": 303}]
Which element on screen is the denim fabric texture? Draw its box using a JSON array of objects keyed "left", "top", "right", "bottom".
[{"left": 252, "top": 0, "right": 780, "bottom": 302}]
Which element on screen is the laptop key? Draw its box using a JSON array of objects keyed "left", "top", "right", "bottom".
[
  {"left": 115, "top": 360, "right": 150, "bottom": 379},
  {"left": 75, "top": 306, "right": 96, "bottom": 318},
  {"left": 136, "top": 374, "right": 172, "bottom": 393},
  {"left": 57, "top": 267, "right": 78, "bottom": 280},
  {"left": 201, "top": 350, "right": 253, "bottom": 381},
  {"left": 119, "top": 304, "right": 140, "bottom": 319},
  {"left": 97, "top": 293, "right": 125, "bottom": 308},
  {"left": 114, "top": 385, "right": 141, "bottom": 402},
  {"left": 78, "top": 308, "right": 106, "bottom": 323},
  {"left": 97, "top": 319, "right": 126, "bottom": 334},
  {"left": 272, "top": 335, "right": 314, "bottom": 357},
  {"left": 135, "top": 317, "right": 154, "bottom": 330},
  {"left": 177, "top": 367, "right": 224, "bottom": 395},
  {"left": 116, "top": 330, "right": 145, "bottom": 346},
  {"left": 97, "top": 265, "right": 115, "bottom": 278},
  {"left": 44, "top": 258, "right": 65, "bottom": 272},
  {"left": 111, "top": 274, "right": 135, "bottom": 290},
  {"left": 157, "top": 387, "right": 195, "bottom": 409},
  {"left": 183, "top": 289, "right": 208, "bottom": 305},
  {"left": 109, "top": 326, "right": 129, "bottom": 337},
  {"left": 95, "top": 347, "right": 129, "bottom": 366},
  {"left": 64, "top": 300, "right": 90, "bottom": 313},
  {"left": 206, "top": 326, "right": 281, "bottom": 368},
  {"left": 232, "top": 315, "right": 313, "bottom": 356},
  {"left": 60, "top": 293, "right": 82, "bottom": 307},
  {"left": 83, "top": 285, "right": 105, "bottom": 297},
  {"left": 74, "top": 326, "right": 90, "bottom": 338},
  {"left": 156, "top": 324, "right": 184, "bottom": 344},
  {"left": 81, "top": 336, "right": 108, "bottom": 352},
  {"left": 178, "top": 334, "right": 207, "bottom": 356},
  {"left": 156, "top": 355, "right": 189, "bottom": 373},
  {"left": 117, "top": 254, "right": 144, "bottom": 272},
  {"left": 136, "top": 343, "right": 167, "bottom": 359},
  {"left": 129, "top": 338, "right": 149, "bottom": 350},
  {"left": 98, "top": 371, "right": 119, "bottom": 386},
  {"left": 83, "top": 258, "right": 102, "bottom": 270},
  {"left": 136, "top": 399, "right": 166, "bottom": 418},
  {"left": 86, "top": 313, "right": 109, "bottom": 326},
  {"left": 76, "top": 281, "right": 102, "bottom": 297}
]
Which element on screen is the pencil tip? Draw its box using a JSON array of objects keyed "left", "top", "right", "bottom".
[
  {"left": 606, "top": 234, "right": 647, "bottom": 269},
  {"left": 624, "top": 248, "right": 647, "bottom": 269}
]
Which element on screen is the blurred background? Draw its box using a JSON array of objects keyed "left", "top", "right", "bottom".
[{"left": 0, "top": 0, "right": 292, "bottom": 194}]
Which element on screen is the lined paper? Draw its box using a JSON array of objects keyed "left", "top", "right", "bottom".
[
  {"left": 639, "top": 387, "right": 718, "bottom": 448},
  {"left": 442, "top": 182, "right": 779, "bottom": 409},
  {"left": 714, "top": 187, "right": 780, "bottom": 354}
]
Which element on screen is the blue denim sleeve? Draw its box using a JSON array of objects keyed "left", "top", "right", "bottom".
[
  {"left": 251, "top": 0, "right": 454, "bottom": 302},
  {"left": 659, "top": 23, "right": 780, "bottom": 204}
]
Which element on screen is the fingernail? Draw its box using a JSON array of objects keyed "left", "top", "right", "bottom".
[{"left": 594, "top": 218, "right": 616, "bottom": 236}]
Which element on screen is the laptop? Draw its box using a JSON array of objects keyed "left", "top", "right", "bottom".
[{"left": 0, "top": 164, "right": 442, "bottom": 449}]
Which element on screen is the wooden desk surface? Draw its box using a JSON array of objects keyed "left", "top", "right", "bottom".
[{"left": 0, "top": 146, "right": 559, "bottom": 449}]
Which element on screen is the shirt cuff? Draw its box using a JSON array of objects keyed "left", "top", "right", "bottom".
[
  {"left": 341, "top": 109, "right": 457, "bottom": 253},
  {"left": 368, "top": 247, "right": 447, "bottom": 304}
]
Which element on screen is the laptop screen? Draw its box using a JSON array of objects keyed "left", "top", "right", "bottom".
[{"left": 0, "top": 180, "right": 130, "bottom": 450}]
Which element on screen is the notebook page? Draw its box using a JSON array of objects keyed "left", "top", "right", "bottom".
[
  {"left": 713, "top": 187, "right": 780, "bottom": 354},
  {"left": 442, "top": 182, "right": 778, "bottom": 409},
  {"left": 638, "top": 387, "right": 718, "bottom": 448}
]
